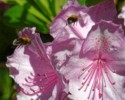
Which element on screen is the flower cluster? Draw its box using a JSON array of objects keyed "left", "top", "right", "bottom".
[{"left": 6, "top": 0, "right": 125, "bottom": 100}]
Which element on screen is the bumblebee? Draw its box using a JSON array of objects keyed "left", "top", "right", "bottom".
[
  {"left": 13, "top": 37, "right": 31, "bottom": 47},
  {"left": 66, "top": 14, "right": 78, "bottom": 25}
]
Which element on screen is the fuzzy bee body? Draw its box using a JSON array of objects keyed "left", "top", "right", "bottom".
[
  {"left": 13, "top": 37, "right": 31, "bottom": 47},
  {"left": 66, "top": 14, "right": 78, "bottom": 25}
]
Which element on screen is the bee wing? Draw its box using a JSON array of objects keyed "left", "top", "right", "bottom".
[{"left": 12, "top": 39, "right": 18, "bottom": 46}]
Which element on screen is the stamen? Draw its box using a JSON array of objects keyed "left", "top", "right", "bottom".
[
  {"left": 78, "top": 62, "right": 94, "bottom": 79},
  {"left": 78, "top": 59, "right": 115, "bottom": 99},
  {"left": 21, "top": 72, "right": 58, "bottom": 95},
  {"left": 103, "top": 66, "right": 115, "bottom": 85},
  {"left": 91, "top": 69, "right": 98, "bottom": 91},
  {"left": 97, "top": 60, "right": 103, "bottom": 97},
  {"left": 78, "top": 63, "right": 96, "bottom": 91},
  {"left": 104, "top": 63, "right": 116, "bottom": 73},
  {"left": 84, "top": 65, "right": 97, "bottom": 92}
]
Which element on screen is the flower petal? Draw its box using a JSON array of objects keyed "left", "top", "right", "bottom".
[
  {"left": 81, "top": 21, "right": 124, "bottom": 58},
  {"left": 50, "top": 0, "right": 94, "bottom": 40},
  {"left": 6, "top": 28, "right": 58, "bottom": 98},
  {"left": 50, "top": 0, "right": 116, "bottom": 41},
  {"left": 16, "top": 91, "right": 41, "bottom": 100},
  {"left": 66, "top": 73, "right": 125, "bottom": 100},
  {"left": 88, "top": 0, "right": 116, "bottom": 22},
  {"left": 63, "top": 0, "right": 80, "bottom": 10},
  {"left": 60, "top": 21, "right": 125, "bottom": 100},
  {"left": 106, "top": 46, "right": 125, "bottom": 76},
  {"left": 118, "top": 6, "right": 125, "bottom": 26},
  {"left": 50, "top": 38, "right": 83, "bottom": 70}
]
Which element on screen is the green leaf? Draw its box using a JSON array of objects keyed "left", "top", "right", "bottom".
[
  {"left": 14, "top": 0, "right": 27, "bottom": 6},
  {"left": 25, "top": 13, "right": 49, "bottom": 33},
  {"left": 48, "top": 0, "right": 56, "bottom": 16},
  {"left": 0, "top": 67, "right": 13, "bottom": 100},
  {"left": 3, "top": 0, "right": 27, "bottom": 5},
  {"left": 27, "top": 0, "right": 52, "bottom": 22},
  {"left": 78, "top": 0, "right": 86, "bottom": 5},
  {"left": 116, "top": 0, "right": 124, "bottom": 12},
  {"left": 4, "top": 4, "right": 49, "bottom": 34},
  {"left": 3, "top": 0, "right": 16, "bottom": 4},
  {"left": 54, "top": 0, "right": 67, "bottom": 14},
  {"left": 85, "top": 0, "right": 104, "bottom": 6},
  {"left": 4, "top": 5, "right": 24, "bottom": 24},
  {"left": 39, "top": 0, "right": 54, "bottom": 19},
  {"left": 28, "top": 6, "right": 51, "bottom": 23}
]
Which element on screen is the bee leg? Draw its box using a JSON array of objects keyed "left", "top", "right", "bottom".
[
  {"left": 18, "top": 43, "right": 23, "bottom": 48},
  {"left": 17, "top": 45, "right": 21, "bottom": 48}
]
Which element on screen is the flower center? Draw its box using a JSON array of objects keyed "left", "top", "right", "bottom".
[{"left": 78, "top": 58, "right": 115, "bottom": 99}]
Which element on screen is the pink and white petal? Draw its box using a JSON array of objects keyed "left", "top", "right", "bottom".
[
  {"left": 50, "top": 0, "right": 116, "bottom": 41},
  {"left": 49, "top": 77, "right": 68, "bottom": 100},
  {"left": 106, "top": 46, "right": 125, "bottom": 76},
  {"left": 51, "top": 39, "right": 76, "bottom": 70},
  {"left": 17, "top": 86, "right": 55, "bottom": 100},
  {"left": 18, "top": 27, "right": 36, "bottom": 38},
  {"left": 81, "top": 21, "right": 124, "bottom": 58},
  {"left": 59, "top": 55, "right": 92, "bottom": 80},
  {"left": 118, "top": 6, "right": 125, "bottom": 26},
  {"left": 63, "top": 0, "right": 81, "bottom": 10},
  {"left": 102, "top": 73, "right": 125, "bottom": 100},
  {"left": 65, "top": 12, "right": 94, "bottom": 39},
  {"left": 16, "top": 91, "right": 41, "bottom": 100},
  {"left": 6, "top": 47, "right": 34, "bottom": 89},
  {"left": 67, "top": 79, "right": 100, "bottom": 100},
  {"left": 88, "top": 0, "right": 117, "bottom": 22},
  {"left": 6, "top": 28, "right": 58, "bottom": 96},
  {"left": 50, "top": 1, "right": 93, "bottom": 40},
  {"left": 60, "top": 21, "right": 125, "bottom": 100},
  {"left": 60, "top": 56, "right": 125, "bottom": 100},
  {"left": 62, "top": 57, "right": 125, "bottom": 100},
  {"left": 67, "top": 71, "right": 125, "bottom": 100},
  {"left": 51, "top": 38, "right": 83, "bottom": 70}
]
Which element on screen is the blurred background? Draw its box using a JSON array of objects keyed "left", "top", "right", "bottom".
[{"left": 0, "top": 0, "right": 124, "bottom": 100}]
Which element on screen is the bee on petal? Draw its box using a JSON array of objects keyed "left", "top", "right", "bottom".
[
  {"left": 66, "top": 14, "right": 78, "bottom": 25},
  {"left": 13, "top": 37, "right": 31, "bottom": 47}
]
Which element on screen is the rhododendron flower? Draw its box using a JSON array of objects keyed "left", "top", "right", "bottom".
[
  {"left": 6, "top": 28, "right": 69, "bottom": 100},
  {"left": 50, "top": 0, "right": 116, "bottom": 41},
  {"left": 6, "top": 0, "right": 125, "bottom": 100},
  {"left": 59, "top": 21, "right": 125, "bottom": 100}
]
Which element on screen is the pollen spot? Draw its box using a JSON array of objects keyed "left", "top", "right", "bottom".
[
  {"left": 78, "top": 58, "right": 115, "bottom": 99},
  {"left": 102, "top": 36, "right": 110, "bottom": 51}
]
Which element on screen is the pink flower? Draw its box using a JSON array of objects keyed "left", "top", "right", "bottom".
[
  {"left": 50, "top": 0, "right": 93, "bottom": 41},
  {"left": 6, "top": 0, "right": 124, "bottom": 100},
  {"left": 59, "top": 21, "right": 125, "bottom": 100},
  {"left": 6, "top": 28, "right": 69, "bottom": 100},
  {"left": 50, "top": 0, "right": 116, "bottom": 41}
]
